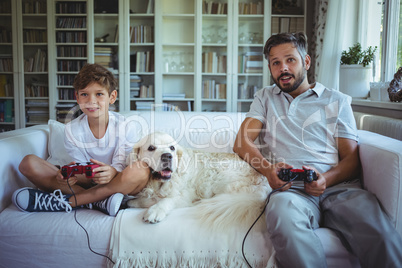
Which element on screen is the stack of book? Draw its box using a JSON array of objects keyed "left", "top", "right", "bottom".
[
  {"left": 202, "top": 52, "right": 226, "bottom": 73},
  {"left": 25, "top": 81, "right": 48, "bottom": 97},
  {"left": 0, "top": 99, "right": 13, "bottom": 123},
  {"left": 94, "top": 47, "right": 113, "bottom": 68},
  {"left": 238, "top": 1, "right": 263, "bottom": 14},
  {"left": 130, "top": 51, "right": 154, "bottom": 73},
  {"left": 23, "top": 28, "right": 47, "bottom": 43},
  {"left": 238, "top": 83, "right": 258, "bottom": 99},
  {"left": 271, "top": 17, "right": 304, "bottom": 35},
  {"left": 130, "top": 25, "right": 154, "bottom": 43},
  {"left": 130, "top": 75, "right": 141, "bottom": 98},
  {"left": 162, "top": 93, "right": 185, "bottom": 99},
  {"left": 0, "top": 74, "right": 13, "bottom": 97},
  {"left": 25, "top": 99, "right": 49, "bottom": 123},
  {"left": 0, "top": 26, "right": 11, "bottom": 43},
  {"left": 135, "top": 101, "right": 153, "bottom": 111},
  {"left": 139, "top": 85, "right": 154, "bottom": 98},
  {"left": 24, "top": 49, "right": 47, "bottom": 72},
  {"left": 202, "top": 1, "right": 228, "bottom": 14},
  {"left": 0, "top": 55, "right": 12, "bottom": 72},
  {"left": 202, "top": 80, "right": 226, "bottom": 99},
  {"left": 58, "top": 88, "right": 75, "bottom": 100},
  {"left": 55, "top": 103, "right": 81, "bottom": 123},
  {"left": 238, "top": 52, "right": 263, "bottom": 73}
]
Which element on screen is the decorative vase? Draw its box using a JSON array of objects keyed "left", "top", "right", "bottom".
[{"left": 339, "top": 64, "right": 372, "bottom": 98}]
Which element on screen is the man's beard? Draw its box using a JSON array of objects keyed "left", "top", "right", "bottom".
[{"left": 273, "top": 69, "right": 306, "bottom": 94}]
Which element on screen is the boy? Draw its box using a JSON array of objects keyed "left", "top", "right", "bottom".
[{"left": 13, "top": 63, "right": 149, "bottom": 216}]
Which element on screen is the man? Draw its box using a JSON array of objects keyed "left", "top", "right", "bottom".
[{"left": 233, "top": 32, "right": 402, "bottom": 268}]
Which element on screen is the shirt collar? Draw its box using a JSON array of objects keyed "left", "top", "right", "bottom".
[{"left": 273, "top": 82, "right": 325, "bottom": 97}]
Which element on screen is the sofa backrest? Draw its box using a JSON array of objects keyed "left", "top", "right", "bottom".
[
  {"left": 121, "top": 111, "right": 247, "bottom": 153},
  {"left": 354, "top": 112, "right": 402, "bottom": 141},
  {"left": 0, "top": 125, "right": 49, "bottom": 211}
]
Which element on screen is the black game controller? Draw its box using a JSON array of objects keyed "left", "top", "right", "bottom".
[
  {"left": 278, "top": 168, "right": 318, "bottom": 183},
  {"left": 61, "top": 162, "right": 100, "bottom": 179}
]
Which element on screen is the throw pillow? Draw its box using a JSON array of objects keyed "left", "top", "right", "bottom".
[{"left": 46, "top": 119, "right": 73, "bottom": 166}]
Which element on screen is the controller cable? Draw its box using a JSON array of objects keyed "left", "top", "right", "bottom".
[
  {"left": 241, "top": 175, "right": 299, "bottom": 268},
  {"left": 65, "top": 172, "right": 115, "bottom": 265}
]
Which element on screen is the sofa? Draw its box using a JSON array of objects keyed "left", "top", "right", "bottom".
[{"left": 0, "top": 111, "right": 401, "bottom": 268}]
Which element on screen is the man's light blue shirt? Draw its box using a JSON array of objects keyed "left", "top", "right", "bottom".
[{"left": 246, "top": 82, "right": 358, "bottom": 174}]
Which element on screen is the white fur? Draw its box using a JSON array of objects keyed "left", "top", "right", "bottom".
[{"left": 127, "top": 132, "right": 271, "bottom": 228}]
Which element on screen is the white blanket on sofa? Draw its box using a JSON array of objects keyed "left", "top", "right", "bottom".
[{"left": 108, "top": 207, "right": 276, "bottom": 268}]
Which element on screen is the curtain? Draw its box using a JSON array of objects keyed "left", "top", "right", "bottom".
[
  {"left": 309, "top": 0, "right": 328, "bottom": 84},
  {"left": 311, "top": 0, "right": 355, "bottom": 90}
]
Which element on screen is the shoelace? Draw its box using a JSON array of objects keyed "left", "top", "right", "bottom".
[
  {"left": 34, "top": 189, "right": 73, "bottom": 213},
  {"left": 93, "top": 198, "right": 107, "bottom": 210}
]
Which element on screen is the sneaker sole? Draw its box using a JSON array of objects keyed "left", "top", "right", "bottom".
[{"left": 108, "top": 193, "right": 124, "bottom": 217}]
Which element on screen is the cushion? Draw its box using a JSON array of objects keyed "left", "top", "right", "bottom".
[{"left": 46, "top": 119, "right": 73, "bottom": 166}]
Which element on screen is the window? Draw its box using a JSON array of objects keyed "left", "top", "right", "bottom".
[{"left": 364, "top": 0, "right": 401, "bottom": 82}]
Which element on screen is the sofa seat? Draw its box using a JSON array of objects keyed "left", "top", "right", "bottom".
[{"left": 0, "top": 206, "right": 114, "bottom": 267}]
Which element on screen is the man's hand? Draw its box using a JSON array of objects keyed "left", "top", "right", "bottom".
[
  {"left": 90, "top": 159, "right": 118, "bottom": 184},
  {"left": 264, "top": 162, "right": 294, "bottom": 191},
  {"left": 303, "top": 166, "right": 326, "bottom": 196}
]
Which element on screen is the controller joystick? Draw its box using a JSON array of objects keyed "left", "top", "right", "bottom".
[
  {"left": 61, "top": 162, "right": 100, "bottom": 179},
  {"left": 278, "top": 168, "right": 317, "bottom": 183}
]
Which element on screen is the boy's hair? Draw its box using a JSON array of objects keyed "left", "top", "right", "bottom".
[
  {"left": 73, "top": 63, "right": 117, "bottom": 94},
  {"left": 263, "top": 32, "right": 308, "bottom": 64}
]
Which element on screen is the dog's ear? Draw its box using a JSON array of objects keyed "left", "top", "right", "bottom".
[
  {"left": 175, "top": 144, "right": 189, "bottom": 174},
  {"left": 126, "top": 140, "right": 143, "bottom": 165}
]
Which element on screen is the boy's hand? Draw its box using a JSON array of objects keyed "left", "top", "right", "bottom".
[
  {"left": 56, "top": 161, "right": 78, "bottom": 186},
  {"left": 90, "top": 159, "right": 118, "bottom": 184}
]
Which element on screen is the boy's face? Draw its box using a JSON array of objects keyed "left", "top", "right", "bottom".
[
  {"left": 268, "top": 43, "right": 310, "bottom": 96},
  {"left": 75, "top": 82, "right": 117, "bottom": 120}
]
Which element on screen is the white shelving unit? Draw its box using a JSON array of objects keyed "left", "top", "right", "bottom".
[
  {"left": 16, "top": 0, "right": 51, "bottom": 128},
  {"left": 0, "top": 0, "right": 19, "bottom": 131},
  {"left": 1, "top": 0, "right": 307, "bottom": 130}
]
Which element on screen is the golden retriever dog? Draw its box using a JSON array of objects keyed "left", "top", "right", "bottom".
[{"left": 126, "top": 132, "right": 271, "bottom": 228}]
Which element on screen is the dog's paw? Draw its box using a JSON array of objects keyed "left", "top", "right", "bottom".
[{"left": 143, "top": 205, "right": 167, "bottom": 224}]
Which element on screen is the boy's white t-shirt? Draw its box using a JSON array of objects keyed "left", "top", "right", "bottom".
[{"left": 64, "top": 111, "right": 137, "bottom": 172}]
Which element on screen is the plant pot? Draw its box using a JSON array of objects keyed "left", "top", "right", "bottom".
[{"left": 339, "top": 64, "right": 372, "bottom": 98}]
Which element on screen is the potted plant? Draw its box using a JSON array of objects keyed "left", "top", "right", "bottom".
[{"left": 339, "top": 43, "right": 377, "bottom": 98}]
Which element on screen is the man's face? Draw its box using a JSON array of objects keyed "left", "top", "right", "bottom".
[{"left": 268, "top": 43, "right": 309, "bottom": 95}]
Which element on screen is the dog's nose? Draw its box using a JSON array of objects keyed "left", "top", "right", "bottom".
[{"left": 161, "top": 153, "right": 172, "bottom": 162}]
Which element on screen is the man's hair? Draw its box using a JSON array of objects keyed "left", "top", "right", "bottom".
[
  {"left": 73, "top": 63, "right": 117, "bottom": 95},
  {"left": 263, "top": 32, "right": 308, "bottom": 64}
]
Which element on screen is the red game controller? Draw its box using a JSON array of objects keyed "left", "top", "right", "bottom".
[{"left": 61, "top": 162, "right": 100, "bottom": 179}]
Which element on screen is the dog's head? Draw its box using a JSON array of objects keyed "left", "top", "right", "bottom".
[{"left": 129, "top": 132, "right": 183, "bottom": 181}]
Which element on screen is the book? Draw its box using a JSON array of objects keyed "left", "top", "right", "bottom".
[
  {"left": 4, "top": 99, "right": 12, "bottom": 122},
  {"left": 280, "top": 17, "right": 290, "bottom": 33}
]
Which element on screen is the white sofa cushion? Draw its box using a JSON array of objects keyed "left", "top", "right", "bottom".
[{"left": 46, "top": 119, "right": 72, "bottom": 166}]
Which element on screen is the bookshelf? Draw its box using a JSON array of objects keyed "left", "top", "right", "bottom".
[
  {"left": 126, "top": 0, "right": 155, "bottom": 111},
  {"left": 51, "top": 0, "right": 88, "bottom": 122},
  {"left": 92, "top": 0, "right": 120, "bottom": 112},
  {"left": 0, "top": 0, "right": 17, "bottom": 131},
  {"left": 17, "top": 0, "right": 51, "bottom": 127},
  {"left": 2, "top": 0, "right": 306, "bottom": 130}
]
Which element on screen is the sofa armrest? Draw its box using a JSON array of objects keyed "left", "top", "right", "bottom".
[
  {"left": 0, "top": 125, "right": 50, "bottom": 212},
  {"left": 358, "top": 130, "right": 402, "bottom": 236}
]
